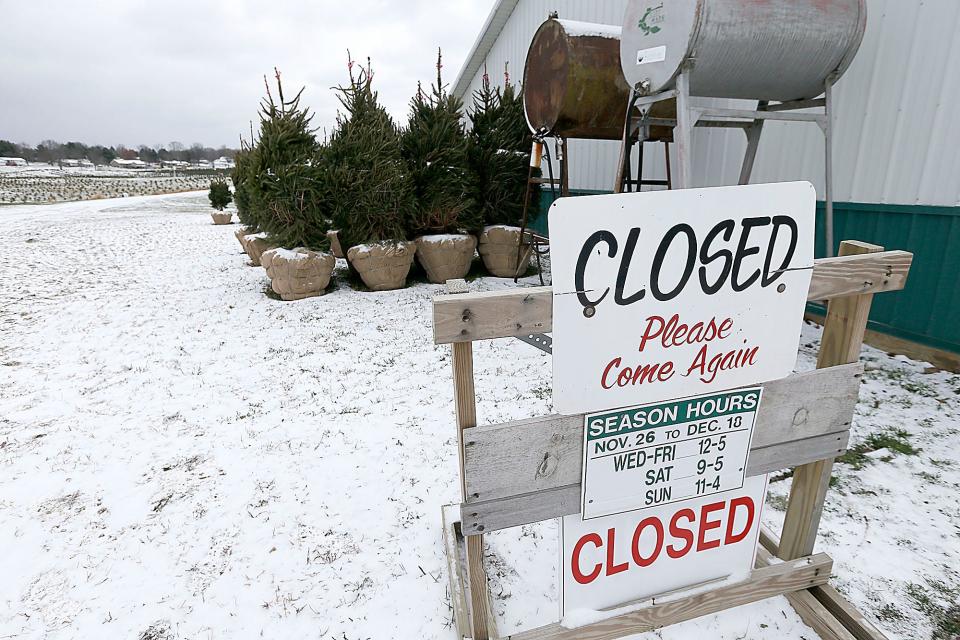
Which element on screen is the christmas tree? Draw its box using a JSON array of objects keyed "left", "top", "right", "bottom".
[
  {"left": 466, "top": 64, "right": 539, "bottom": 228},
  {"left": 231, "top": 132, "right": 260, "bottom": 230},
  {"left": 208, "top": 178, "right": 232, "bottom": 211},
  {"left": 250, "top": 70, "right": 328, "bottom": 250},
  {"left": 401, "top": 50, "right": 477, "bottom": 236},
  {"left": 327, "top": 55, "right": 414, "bottom": 249}
]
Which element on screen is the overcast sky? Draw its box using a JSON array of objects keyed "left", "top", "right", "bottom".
[{"left": 0, "top": 0, "right": 494, "bottom": 149}]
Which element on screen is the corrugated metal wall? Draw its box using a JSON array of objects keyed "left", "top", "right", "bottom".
[{"left": 459, "top": 0, "right": 960, "bottom": 207}]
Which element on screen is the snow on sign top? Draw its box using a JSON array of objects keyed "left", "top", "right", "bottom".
[{"left": 549, "top": 183, "right": 815, "bottom": 415}]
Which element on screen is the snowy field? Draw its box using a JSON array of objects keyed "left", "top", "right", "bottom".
[
  {"left": 0, "top": 165, "right": 215, "bottom": 204},
  {"left": 1, "top": 193, "right": 958, "bottom": 640}
]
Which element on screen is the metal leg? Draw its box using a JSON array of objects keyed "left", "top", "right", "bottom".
[
  {"left": 739, "top": 100, "right": 768, "bottom": 185},
  {"left": 514, "top": 152, "right": 538, "bottom": 283},
  {"left": 664, "top": 141, "right": 673, "bottom": 190},
  {"left": 615, "top": 89, "right": 640, "bottom": 193},
  {"left": 560, "top": 137, "right": 569, "bottom": 197},
  {"left": 635, "top": 140, "right": 645, "bottom": 193},
  {"left": 674, "top": 69, "right": 696, "bottom": 189},
  {"left": 823, "top": 80, "right": 836, "bottom": 258}
]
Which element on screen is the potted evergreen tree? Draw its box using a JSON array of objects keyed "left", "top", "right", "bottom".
[
  {"left": 328, "top": 56, "right": 416, "bottom": 291},
  {"left": 401, "top": 51, "right": 479, "bottom": 284},
  {"left": 231, "top": 142, "right": 260, "bottom": 254},
  {"left": 252, "top": 70, "right": 336, "bottom": 300},
  {"left": 467, "top": 67, "right": 539, "bottom": 278},
  {"left": 208, "top": 178, "right": 234, "bottom": 225}
]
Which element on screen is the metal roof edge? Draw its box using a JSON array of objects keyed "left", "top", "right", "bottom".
[{"left": 452, "top": 0, "right": 523, "bottom": 100}]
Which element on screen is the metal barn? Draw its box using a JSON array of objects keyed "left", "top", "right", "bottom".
[{"left": 454, "top": 0, "right": 960, "bottom": 366}]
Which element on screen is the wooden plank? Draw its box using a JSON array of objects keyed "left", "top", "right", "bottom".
[
  {"left": 755, "top": 546, "right": 857, "bottom": 640},
  {"left": 461, "top": 429, "right": 849, "bottom": 535},
  {"left": 432, "top": 251, "right": 913, "bottom": 344},
  {"left": 464, "top": 484, "right": 581, "bottom": 535},
  {"left": 448, "top": 281, "right": 491, "bottom": 640},
  {"left": 464, "top": 535, "right": 492, "bottom": 639},
  {"left": 506, "top": 553, "right": 833, "bottom": 640},
  {"left": 748, "top": 431, "right": 850, "bottom": 475},
  {"left": 760, "top": 527, "right": 889, "bottom": 640},
  {"left": 780, "top": 242, "right": 883, "bottom": 561},
  {"left": 811, "top": 584, "right": 890, "bottom": 640},
  {"left": 442, "top": 505, "right": 470, "bottom": 639},
  {"left": 806, "top": 248, "right": 911, "bottom": 302},
  {"left": 461, "top": 365, "right": 860, "bottom": 504},
  {"left": 434, "top": 286, "right": 551, "bottom": 345}
]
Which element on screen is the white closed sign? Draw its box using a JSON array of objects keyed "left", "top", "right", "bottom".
[
  {"left": 561, "top": 476, "right": 768, "bottom": 617},
  {"left": 549, "top": 183, "right": 815, "bottom": 415}
]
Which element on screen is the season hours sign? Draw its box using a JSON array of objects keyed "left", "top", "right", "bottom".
[
  {"left": 581, "top": 387, "right": 761, "bottom": 520},
  {"left": 549, "top": 182, "right": 815, "bottom": 415}
]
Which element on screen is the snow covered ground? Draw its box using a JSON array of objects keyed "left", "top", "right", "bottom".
[{"left": 0, "top": 192, "right": 957, "bottom": 640}]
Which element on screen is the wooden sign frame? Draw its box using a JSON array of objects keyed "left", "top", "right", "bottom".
[{"left": 433, "top": 242, "right": 913, "bottom": 640}]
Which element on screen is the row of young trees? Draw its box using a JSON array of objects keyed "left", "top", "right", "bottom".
[
  {"left": 231, "top": 54, "right": 537, "bottom": 252},
  {"left": 0, "top": 139, "right": 237, "bottom": 166}
]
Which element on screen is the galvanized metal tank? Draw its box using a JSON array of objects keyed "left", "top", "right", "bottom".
[
  {"left": 524, "top": 18, "right": 674, "bottom": 141},
  {"left": 620, "top": 0, "right": 867, "bottom": 101}
]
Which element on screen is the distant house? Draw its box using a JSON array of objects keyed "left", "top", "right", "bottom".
[
  {"left": 213, "top": 156, "right": 235, "bottom": 170},
  {"left": 110, "top": 158, "right": 148, "bottom": 169},
  {"left": 161, "top": 160, "right": 190, "bottom": 169},
  {"left": 1, "top": 157, "right": 28, "bottom": 167},
  {"left": 79, "top": 159, "right": 94, "bottom": 168},
  {"left": 61, "top": 159, "right": 81, "bottom": 167}
]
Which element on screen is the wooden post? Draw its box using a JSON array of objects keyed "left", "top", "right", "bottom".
[
  {"left": 447, "top": 280, "right": 491, "bottom": 639},
  {"left": 779, "top": 241, "right": 884, "bottom": 560}
]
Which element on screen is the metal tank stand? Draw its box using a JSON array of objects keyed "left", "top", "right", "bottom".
[
  {"left": 620, "top": 67, "right": 838, "bottom": 256},
  {"left": 515, "top": 136, "right": 568, "bottom": 285}
]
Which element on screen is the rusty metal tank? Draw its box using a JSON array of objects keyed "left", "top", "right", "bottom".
[
  {"left": 621, "top": 0, "right": 867, "bottom": 101},
  {"left": 523, "top": 18, "right": 674, "bottom": 141}
]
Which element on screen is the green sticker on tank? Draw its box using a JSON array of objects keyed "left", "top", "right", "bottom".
[{"left": 638, "top": 3, "right": 664, "bottom": 36}]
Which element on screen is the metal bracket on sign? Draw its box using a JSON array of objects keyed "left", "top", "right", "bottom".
[{"left": 516, "top": 333, "right": 553, "bottom": 354}]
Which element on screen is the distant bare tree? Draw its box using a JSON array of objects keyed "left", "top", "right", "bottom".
[
  {"left": 168, "top": 141, "right": 185, "bottom": 162},
  {"left": 139, "top": 145, "right": 159, "bottom": 163},
  {"left": 37, "top": 139, "right": 62, "bottom": 164},
  {"left": 187, "top": 143, "right": 205, "bottom": 164}
]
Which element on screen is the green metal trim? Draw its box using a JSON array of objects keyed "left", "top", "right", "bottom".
[
  {"left": 817, "top": 201, "right": 960, "bottom": 218},
  {"left": 807, "top": 303, "right": 959, "bottom": 355}
]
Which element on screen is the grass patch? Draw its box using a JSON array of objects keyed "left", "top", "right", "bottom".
[
  {"left": 766, "top": 494, "right": 789, "bottom": 511},
  {"left": 837, "top": 428, "right": 919, "bottom": 470},
  {"left": 900, "top": 379, "right": 940, "bottom": 398},
  {"left": 876, "top": 602, "right": 907, "bottom": 623},
  {"left": 531, "top": 385, "right": 551, "bottom": 401},
  {"left": 906, "top": 579, "right": 960, "bottom": 640}
]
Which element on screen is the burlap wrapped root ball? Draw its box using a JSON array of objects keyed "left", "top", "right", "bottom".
[
  {"left": 235, "top": 227, "right": 251, "bottom": 250},
  {"left": 243, "top": 233, "right": 275, "bottom": 267},
  {"left": 326, "top": 230, "right": 346, "bottom": 259},
  {"left": 478, "top": 226, "right": 532, "bottom": 278},
  {"left": 347, "top": 241, "right": 417, "bottom": 291},
  {"left": 261, "top": 247, "right": 337, "bottom": 301},
  {"left": 414, "top": 234, "right": 477, "bottom": 284},
  {"left": 211, "top": 212, "right": 233, "bottom": 225}
]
